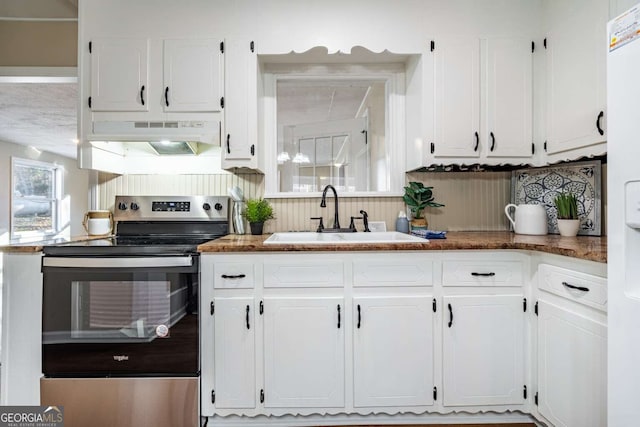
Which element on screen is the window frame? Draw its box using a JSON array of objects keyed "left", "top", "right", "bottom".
[
  {"left": 10, "top": 157, "right": 63, "bottom": 240},
  {"left": 262, "top": 63, "right": 407, "bottom": 198}
]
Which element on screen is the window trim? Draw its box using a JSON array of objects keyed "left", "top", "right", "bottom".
[{"left": 10, "top": 157, "right": 63, "bottom": 240}]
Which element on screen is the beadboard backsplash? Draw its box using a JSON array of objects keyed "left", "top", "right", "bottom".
[{"left": 97, "top": 171, "right": 512, "bottom": 232}]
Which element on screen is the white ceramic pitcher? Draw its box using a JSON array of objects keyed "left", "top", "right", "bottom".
[{"left": 504, "top": 204, "right": 548, "bottom": 235}]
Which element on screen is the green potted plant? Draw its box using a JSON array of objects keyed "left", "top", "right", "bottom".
[
  {"left": 243, "top": 198, "right": 275, "bottom": 235},
  {"left": 553, "top": 192, "right": 580, "bottom": 237},
  {"left": 402, "top": 181, "right": 444, "bottom": 229}
]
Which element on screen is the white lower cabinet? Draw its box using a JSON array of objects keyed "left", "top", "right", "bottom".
[
  {"left": 353, "top": 296, "right": 434, "bottom": 407},
  {"left": 201, "top": 251, "right": 607, "bottom": 426},
  {"left": 213, "top": 297, "right": 256, "bottom": 409},
  {"left": 536, "top": 300, "right": 607, "bottom": 427},
  {"left": 443, "top": 295, "right": 525, "bottom": 407},
  {"left": 263, "top": 296, "right": 345, "bottom": 408}
]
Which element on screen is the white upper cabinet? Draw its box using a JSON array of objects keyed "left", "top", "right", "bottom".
[
  {"left": 485, "top": 37, "right": 534, "bottom": 158},
  {"left": 443, "top": 295, "right": 525, "bottom": 407},
  {"left": 222, "top": 38, "right": 259, "bottom": 171},
  {"left": 544, "top": 0, "right": 608, "bottom": 156},
  {"left": 423, "top": 36, "right": 534, "bottom": 166},
  {"left": 432, "top": 37, "right": 481, "bottom": 159},
  {"left": 89, "top": 38, "right": 149, "bottom": 112},
  {"left": 89, "top": 37, "right": 222, "bottom": 115},
  {"left": 163, "top": 39, "right": 223, "bottom": 112}
]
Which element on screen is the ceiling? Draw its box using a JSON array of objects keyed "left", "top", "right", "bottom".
[{"left": 0, "top": 0, "right": 78, "bottom": 159}]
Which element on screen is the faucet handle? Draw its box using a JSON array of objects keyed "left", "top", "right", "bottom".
[
  {"left": 349, "top": 216, "right": 363, "bottom": 232},
  {"left": 310, "top": 217, "right": 324, "bottom": 232}
]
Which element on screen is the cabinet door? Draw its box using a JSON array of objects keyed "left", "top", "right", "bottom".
[
  {"left": 353, "top": 296, "right": 434, "bottom": 407},
  {"left": 213, "top": 297, "right": 256, "bottom": 409},
  {"left": 163, "top": 39, "right": 222, "bottom": 112},
  {"left": 263, "top": 296, "right": 344, "bottom": 408},
  {"left": 433, "top": 37, "right": 480, "bottom": 158},
  {"left": 222, "top": 38, "right": 258, "bottom": 168},
  {"left": 537, "top": 300, "right": 607, "bottom": 427},
  {"left": 485, "top": 37, "right": 533, "bottom": 158},
  {"left": 443, "top": 295, "right": 524, "bottom": 406},
  {"left": 90, "top": 38, "right": 148, "bottom": 112},
  {"left": 545, "top": 0, "right": 608, "bottom": 154}
]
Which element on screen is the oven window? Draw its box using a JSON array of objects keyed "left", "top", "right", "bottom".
[{"left": 70, "top": 280, "right": 178, "bottom": 342}]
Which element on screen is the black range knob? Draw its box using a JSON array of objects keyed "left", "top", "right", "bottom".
[
  {"left": 203, "top": 203, "right": 211, "bottom": 211},
  {"left": 130, "top": 202, "right": 139, "bottom": 211},
  {"left": 118, "top": 202, "right": 128, "bottom": 211},
  {"left": 214, "top": 203, "right": 223, "bottom": 211}
]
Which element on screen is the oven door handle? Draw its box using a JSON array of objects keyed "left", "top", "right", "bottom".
[{"left": 42, "top": 256, "right": 193, "bottom": 268}]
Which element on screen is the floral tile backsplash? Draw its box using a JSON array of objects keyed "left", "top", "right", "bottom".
[{"left": 511, "top": 160, "right": 602, "bottom": 236}]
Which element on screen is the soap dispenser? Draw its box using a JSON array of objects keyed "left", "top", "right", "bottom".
[{"left": 395, "top": 210, "right": 409, "bottom": 233}]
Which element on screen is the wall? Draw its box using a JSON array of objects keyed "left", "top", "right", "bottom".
[
  {"left": 96, "top": 171, "right": 512, "bottom": 232},
  {"left": 0, "top": 21, "right": 77, "bottom": 67},
  {"left": 0, "top": 139, "right": 89, "bottom": 244}
]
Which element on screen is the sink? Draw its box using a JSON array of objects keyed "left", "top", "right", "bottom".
[{"left": 263, "top": 231, "right": 427, "bottom": 244}]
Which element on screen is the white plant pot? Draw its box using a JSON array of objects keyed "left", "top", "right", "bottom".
[{"left": 557, "top": 219, "right": 580, "bottom": 237}]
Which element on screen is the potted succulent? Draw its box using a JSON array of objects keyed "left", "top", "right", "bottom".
[
  {"left": 554, "top": 192, "right": 580, "bottom": 237},
  {"left": 402, "top": 181, "right": 444, "bottom": 229},
  {"left": 243, "top": 198, "right": 275, "bottom": 235}
]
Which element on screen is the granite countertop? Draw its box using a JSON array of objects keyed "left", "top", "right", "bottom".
[
  {"left": 0, "top": 235, "right": 112, "bottom": 253},
  {"left": 198, "top": 231, "right": 607, "bottom": 263}
]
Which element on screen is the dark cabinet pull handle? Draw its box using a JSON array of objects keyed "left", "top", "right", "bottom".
[
  {"left": 448, "top": 303, "right": 453, "bottom": 328},
  {"left": 471, "top": 272, "right": 496, "bottom": 277},
  {"left": 337, "top": 304, "right": 341, "bottom": 329},
  {"left": 562, "top": 281, "right": 590, "bottom": 292},
  {"left": 226, "top": 134, "right": 231, "bottom": 154},
  {"left": 596, "top": 111, "right": 604, "bottom": 136},
  {"left": 164, "top": 86, "right": 170, "bottom": 107},
  {"left": 474, "top": 131, "right": 479, "bottom": 151},
  {"left": 357, "top": 304, "right": 361, "bottom": 329},
  {"left": 246, "top": 305, "right": 250, "bottom": 329},
  {"left": 140, "top": 85, "right": 145, "bottom": 106},
  {"left": 490, "top": 132, "right": 495, "bottom": 151},
  {"left": 221, "top": 274, "right": 246, "bottom": 279}
]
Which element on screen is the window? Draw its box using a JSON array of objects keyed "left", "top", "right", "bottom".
[
  {"left": 261, "top": 48, "right": 409, "bottom": 197},
  {"left": 11, "top": 158, "right": 63, "bottom": 239}
]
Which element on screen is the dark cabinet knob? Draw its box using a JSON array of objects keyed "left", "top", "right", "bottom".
[
  {"left": 214, "top": 203, "right": 223, "bottom": 211},
  {"left": 118, "top": 202, "right": 128, "bottom": 211},
  {"left": 130, "top": 202, "right": 139, "bottom": 211},
  {"left": 203, "top": 203, "right": 211, "bottom": 211}
]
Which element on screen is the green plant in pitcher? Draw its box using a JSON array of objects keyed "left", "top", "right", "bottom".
[{"left": 553, "top": 192, "right": 578, "bottom": 220}]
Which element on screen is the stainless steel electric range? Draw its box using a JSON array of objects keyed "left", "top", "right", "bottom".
[{"left": 40, "top": 195, "right": 229, "bottom": 427}]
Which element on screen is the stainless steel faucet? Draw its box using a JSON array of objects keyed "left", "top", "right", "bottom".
[{"left": 320, "top": 184, "right": 341, "bottom": 229}]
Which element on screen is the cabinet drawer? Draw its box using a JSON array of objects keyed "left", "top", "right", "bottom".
[
  {"left": 214, "top": 263, "right": 255, "bottom": 289},
  {"left": 353, "top": 258, "right": 433, "bottom": 287},
  {"left": 442, "top": 260, "right": 524, "bottom": 287},
  {"left": 538, "top": 264, "right": 607, "bottom": 311},
  {"left": 264, "top": 260, "right": 344, "bottom": 288}
]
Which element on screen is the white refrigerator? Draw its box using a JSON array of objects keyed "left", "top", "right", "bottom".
[{"left": 607, "top": 4, "right": 640, "bottom": 426}]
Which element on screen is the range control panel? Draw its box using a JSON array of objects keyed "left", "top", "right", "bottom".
[
  {"left": 113, "top": 195, "right": 229, "bottom": 222},
  {"left": 152, "top": 201, "right": 191, "bottom": 212}
]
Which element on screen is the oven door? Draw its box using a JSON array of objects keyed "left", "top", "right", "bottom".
[{"left": 41, "top": 255, "right": 199, "bottom": 377}]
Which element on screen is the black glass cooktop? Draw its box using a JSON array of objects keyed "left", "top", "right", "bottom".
[{"left": 43, "top": 221, "right": 228, "bottom": 256}]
